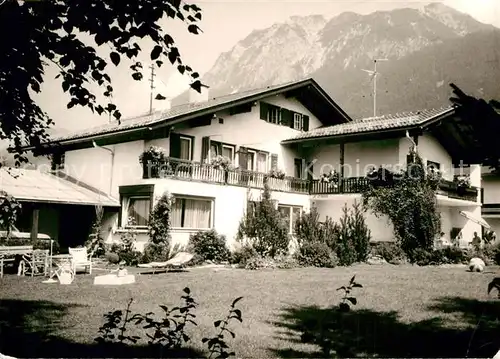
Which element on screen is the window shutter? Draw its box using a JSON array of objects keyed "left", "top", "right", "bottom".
[
  {"left": 280, "top": 108, "right": 293, "bottom": 127},
  {"left": 238, "top": 147, "right": 248, "bottom": 170},
  {"left": 301, "top": 159, "right": 306, "bottom": 179},
  {"left": 259, "top": 102, "right": 268, "bottom": 120},
  {"left": 201, "top": 136, "right": 211, "bottom": 163},
  {"left": 303, "top": 115, "right": 310, "bottom": 131},
  {"left": 169, "top": 132, "right": 181, "bottom": 158},
  {"left": 271, "top": 153, "right": 278, "bottom": 171}
]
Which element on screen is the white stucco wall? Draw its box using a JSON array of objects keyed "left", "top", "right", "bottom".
[
  {"left": 482, "top": 177, "right": 500, "bottom": 205},
  {"left": 312, "top": 139, "right": 400, "bottom": 178},
  {"left": 398, "top": 133, "right": 454, "bottom": 181},
  {"left": 64, "top": 140, "right": 144, "bottom": 199}
]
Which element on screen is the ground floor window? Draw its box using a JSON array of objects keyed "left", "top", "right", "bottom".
[
  {"left": 120, "top": 185, "right": 154, "bottom": 228},
  {"left": 278, "top": 205, "right": 302, "bottom": 234},
  {"left": 171, "top": 196, "right": 214, "bottom": 229}
]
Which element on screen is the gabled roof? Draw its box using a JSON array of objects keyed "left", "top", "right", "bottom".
[
  {"left": 281, "top": 106, "right": 455, "bottom": 143},
  {"left": 0, "top": 168, "right": 120, "bottom": 207},
  {"left": 38, "top": 78, "right": 352, "bottom": 149}
]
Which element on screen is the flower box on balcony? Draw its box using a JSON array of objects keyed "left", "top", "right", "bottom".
[{"left": 139, "top": 146, "right": 168, "bottom": 179}]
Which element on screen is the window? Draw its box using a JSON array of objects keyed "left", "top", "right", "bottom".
[
  {"left": 257, "top": 152, "right": 268, "bottom": 173},
  {"left": 124, "top": 196, "right": 151, "bottom": 227},
  {"left": 209, "top": 141, "right": 235, "bottom": 162},
  {"left": 247, "top": 150, "right": 255, "bottom": 171},
  {"left": 294, "top": 158, "right": 303, "bottom": 179},
  {"left": 427, "top": 160, "right": 441, "bottom": 172},
  {"left": 278, "top": 205, "right": 302, "bottom": 234},
  {"left": 222, "top": 145, "right": 234, "bottom": 161},
  {"left": 267, "top": 106, "right": 281, "bottom": 124},
  {"left": 179, "top": 136, "right": 192, "bottom": 161},
  {"left": 171, "top": 196, "right": 213, "bottom": 229},
  {"left": 293, "top": 113, "right": 303, "bottom": 130}
]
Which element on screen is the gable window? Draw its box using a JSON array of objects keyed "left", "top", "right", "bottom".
[
  {"left": 119, "top": 185, "right": 154, "bottom": 228},
  {"left": 267, "top": 105, "right": 281, "bottom": 124},
  {"left": 171, "top": 196, "right": 214, "bottom": 229},
  {"left": 260, "top": 102, "right": 310, "bottom": 131},
  {"left": 293, "top": 113, "right": 303, "bottom": 131},
  {"left": 278, "top": 205, "right": 302, "bottom": 234},
  {"left": 427, "top": 160, "right": 441, "bottom": 172}
]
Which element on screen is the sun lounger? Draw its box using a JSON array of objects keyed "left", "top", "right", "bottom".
[{"left": 138, "top": 252, "right": 194, "bottom": 274}]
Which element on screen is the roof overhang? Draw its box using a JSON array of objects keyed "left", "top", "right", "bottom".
[{"left": 23, "top": 78, "right": 352, "bottom": 153}]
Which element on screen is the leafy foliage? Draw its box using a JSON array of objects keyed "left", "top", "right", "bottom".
[
  {"left": 348, "top": 201, "right": 371, "bottom": 262},
  {"left": 362, "top": 150, "right": 441, "bottom": 263},
  {"left": 95, "top": 288, "right": 244, "bottom": 358},
  {"left": 369, "top": 242, "right": 406, "bottom": 264},
  {"left": 1, "top": 0, "right": 205, "bottom": 164},
  {"left": 0, "top": 191, "right": 22, "bottom": 237},
  {"left": 146, "top": 192, "right": 172, "bottom": 261},
  {"left": 85, "top": 205, "right": 106, "bottom": 257},
  {"left": 188, "top": 229, "right": 230, "bottom": 263},
  {"left": 295, "top": 241, "right": 338, "bottom": 268},
  {"left": 236, "top": 184, "right": 290, "bottom": 258},
  {"left": 337, "top": 275, "right": 363, "bottom": 312}
]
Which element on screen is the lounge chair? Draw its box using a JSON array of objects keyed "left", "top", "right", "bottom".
[
  {"left": 69, "top": 247, "right": 92, "bottom": 274},
  {"left": 138, "top": 252, "right": 194, "bottom": 274}
]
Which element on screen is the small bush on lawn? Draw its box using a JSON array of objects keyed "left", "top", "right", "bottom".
[
  {"left": 145, "top": 192, "right": 173, "bottom": 262},
  {"left": 188, "top": 229, "right": 230, "bottom": 263},
  {"left": 295, "top": 241, "right": 338, "bottom": 268},
  {"left": 230, "top": 244, "right": 258, "bottom": 267},
  {"left": 370, "top": 242, "right": 406, "bottom": 264},
  {"left": 242, "top": 252, "right": 298, "bottom": 270}
]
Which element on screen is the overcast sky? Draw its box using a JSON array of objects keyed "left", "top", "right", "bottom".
[{"left": 34, "top": 0, "right": 500, "bottom": 132}]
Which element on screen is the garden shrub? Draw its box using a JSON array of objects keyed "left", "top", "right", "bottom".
[
  {"left": 105, "top": 252, "right": 120, "bottom": 264},
  {"left": 370, "top": 242, "right": 406, "bottom": 264},
  {"left": 336, "top": 204, "right": 357, "bottom": 266},
  {"left": 188, "top": 229, "right": 230, "bottom": 263},
  {"left": 230, "top": 244, "right": 258, "bottom": 267},
  {"left": 244, "top": 255, "right": 276, "bottom": 270},
  {"left": 145, "top": 192, "right": 172, "bottom": 261},
  {"left": 348, "top": 201, "right": 371, "bottom": 262},
  {"left": 294, "top": 206, "right": 327, "bottom": 245},
  {"left": 362, "top": 149, "right": 441, "bottom": 263},
  {"left": 295, "top": 240, "right": 338, "bottom": 268},
  {"left": 85, "top": 205, "right": 106, "bottom": 258},
  {"left": 237, "top": 183, "right": 290, "bottom": 258}
]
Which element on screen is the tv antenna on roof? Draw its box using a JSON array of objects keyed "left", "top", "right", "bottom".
[{"left": 362, "top": 58, "right": 388, "bottom": 117}]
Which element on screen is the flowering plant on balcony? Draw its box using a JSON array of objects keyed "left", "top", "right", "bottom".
[
  {"left": 210, "top": 155, "right": 233, "bottom": 171},
  {"left": 139, "top": 146, "right": 168, "bottom": 165},
  {"left": 426, "top": 167, "right": 443, "bottom": 189},
  {"left": 454, "top": 175, "right": 471, "bottom": 188},
  {"left": 320, "top": 169, "right": 339, "bottom": 185},
  {"left": 268, "top": 169, "right": 286, "bottom": 179}
]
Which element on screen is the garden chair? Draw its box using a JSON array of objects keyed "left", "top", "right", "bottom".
[
  {"left": 138, "top": 252, "right": 194, "bottom": 274},
  {"left": 69, "top": 247, "right": 92, "bottom": 274},
  {"left": 20, "top": 249, "right": 50, "bottom": 277}
]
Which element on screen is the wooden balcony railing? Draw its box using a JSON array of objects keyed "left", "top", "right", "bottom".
[
  {"left": 310, "top": 176, "right": 479, "bottom": 202},
  {"left": 142, "top": 159, "right": 479, "bottom": 201},
  {"left": 142, "top": 158, "right": 310, "bottom": 194}
]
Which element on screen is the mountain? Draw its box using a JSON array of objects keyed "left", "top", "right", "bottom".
[{"left": 173, "top": 3, "right": 499, "bottom": 119}]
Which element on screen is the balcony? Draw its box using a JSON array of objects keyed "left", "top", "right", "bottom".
[
  {"left": 310, "top": 177, "right": 479, "bottom": 202},
  {"left": 142, "top": 159, "right": 479, "bottom": 202},
  {"left": 142, "top": 157, "right": 310, "bottom": 194}
]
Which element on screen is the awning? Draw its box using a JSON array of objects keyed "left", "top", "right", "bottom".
[
  {"left": 459, "top": 210, "right": 491, "bottom": 229},
  {"left": 0, "top": 168, "right": 120, "bottom": 207}
]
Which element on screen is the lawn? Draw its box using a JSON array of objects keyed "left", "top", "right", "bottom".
[{"left": 0, "top": 264, "right": 499, "bottom": 358}]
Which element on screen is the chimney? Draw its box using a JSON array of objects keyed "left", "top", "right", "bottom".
[{"left": 189, "top": 86, "right": 209, "bottom": 103}]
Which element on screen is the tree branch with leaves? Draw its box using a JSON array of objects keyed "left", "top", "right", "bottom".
[{"left": 0, "top": 0, "right": 206, "bottom": 165}]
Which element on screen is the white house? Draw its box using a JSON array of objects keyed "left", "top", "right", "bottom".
[{"left": 23, "top": 78, "right": 487, "bottom": 250}]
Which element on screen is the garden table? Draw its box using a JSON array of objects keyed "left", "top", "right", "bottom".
[{"left": 0, "top": 245, "right": 34, "bottom": 278}]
